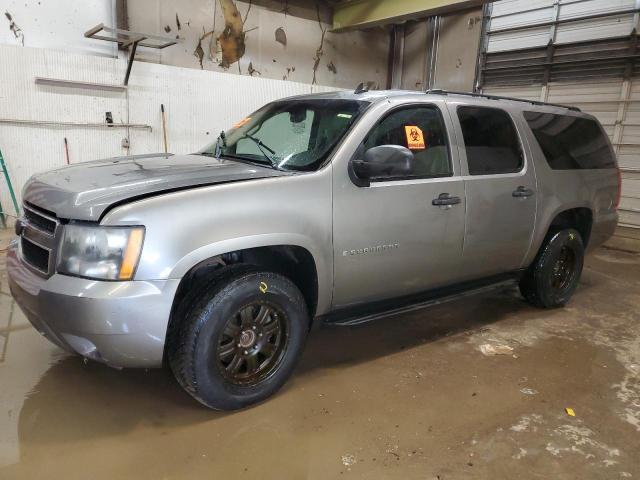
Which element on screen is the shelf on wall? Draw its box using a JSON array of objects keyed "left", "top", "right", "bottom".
[{"left": 34, "top": 76, "right": 128, "bottom": 92}]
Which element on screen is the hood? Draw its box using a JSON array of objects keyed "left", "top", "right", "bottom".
[{"left": 23, "top": 153, "right": 290, "bottom": 221}]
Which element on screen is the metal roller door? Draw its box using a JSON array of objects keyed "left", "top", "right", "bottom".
[{"left": 477, "top": 0, "right": 640, "bottom": 228}]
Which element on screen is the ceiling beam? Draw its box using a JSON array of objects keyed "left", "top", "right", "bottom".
[{"left": 332, "top": 0, "right": 488, "bottom": 32}]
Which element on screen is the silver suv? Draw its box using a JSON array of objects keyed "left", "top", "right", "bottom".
[{"left": 8, "top": 89, "right": 620, "bottom": 410}]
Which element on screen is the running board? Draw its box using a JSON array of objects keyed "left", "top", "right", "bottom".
[{"left": 324, "top": 277, "right": 519, "bottom": 327}]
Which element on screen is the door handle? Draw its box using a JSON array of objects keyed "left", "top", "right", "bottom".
[
  {"left": 432, "top": 193, "right": 461, "bottom": 206},
  {"left": 512, "top": 186, "right": 535, "bottom": 198}
]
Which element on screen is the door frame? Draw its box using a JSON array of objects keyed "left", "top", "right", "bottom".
[
  {"left": 329, "top": 97, "right": 468, "bottom": 308},
  {"left": 443, "top": 98, "right": 540, "bottom": 272}
]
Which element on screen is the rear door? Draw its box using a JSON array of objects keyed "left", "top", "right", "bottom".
[
  {"left": 332, "top": 101, "right": 466, "bottom": 307},
  {"left": 448, "top": 103, "right": 537, "bottom": 279}
]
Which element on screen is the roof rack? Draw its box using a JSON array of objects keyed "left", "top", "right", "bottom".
[{"left": 426, "top": 89, "right": 581, "bottom": 112}]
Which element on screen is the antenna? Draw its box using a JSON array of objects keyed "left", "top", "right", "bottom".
[{"left": 354, "top": 82, "right": 370, "bottom": 94}]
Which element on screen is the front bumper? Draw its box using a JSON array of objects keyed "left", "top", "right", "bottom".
[{"left": 7, "top": 240, "right": 180, "bottom": 368}]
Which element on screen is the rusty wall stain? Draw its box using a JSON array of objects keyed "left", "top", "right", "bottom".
[
  {"left": 195, "top": 0, "right": 249, "bottom": 70},
  {"left": 187, "top": 0, "right": 359, "bottom": 84},
  {"left": 218, "top": 0, "right": 246, "bottom": 68}
]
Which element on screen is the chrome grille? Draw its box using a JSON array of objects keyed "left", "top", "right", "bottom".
[
  {"left": 20, "top": 236, "right": 50, "bottom": 272},
  {"left": 24, "top": 206, "right": 56, "bottom": 233},
  {"left": 18, "top": 203, "right": 60, "bottom": 277}
]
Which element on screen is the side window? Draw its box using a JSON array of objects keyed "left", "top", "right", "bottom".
[
  {"left": 523, "top": 111, "right": 616, "bottom": 170},
  {"left": 457, "top": 106, "right": 523, "bottom": 175},
  {"left": 362, "top": 106, "right": 451, "bottom": 180}
]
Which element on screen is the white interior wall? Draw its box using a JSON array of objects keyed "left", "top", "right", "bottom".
[
  {"left": 0, "top": 0, "right": 117, "bottom": 56},
  {"left": 0, "top": 45, "right": 336, "bottom": 216}
]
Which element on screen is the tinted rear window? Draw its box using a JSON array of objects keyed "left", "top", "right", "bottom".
[
  {"left": 523, "top": 111, "right": 616, "bottom": 170},
  {"left": 457, "top": 106, "right": 523, "bottom": 175}
]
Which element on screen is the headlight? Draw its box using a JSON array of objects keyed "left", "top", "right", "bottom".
[{"left": 57, "top": 225, "right": 145, "bottom": 280}]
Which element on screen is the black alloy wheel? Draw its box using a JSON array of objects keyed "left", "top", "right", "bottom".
[
  {"left": 519, "top": 228, "right": 584, "bottom": 309},
  {"left": 217, "top": 302, "right": 289, "bottom": 385},
  {"left": 168, "top": 266, "right": 309, "bottom": 410},
  {"left": 551, "top": 245, "right": 577, "bottom": 292}
]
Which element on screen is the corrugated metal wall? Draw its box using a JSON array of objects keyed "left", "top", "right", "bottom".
[
  {"left": 0, "top": 45, "right": 335, "bottom": 217},
  {"left": 488, "top": 0, "right": 638, "bottom": 53},
  {"left": 480, "top": 0, "right": 640, "bottom": 228}
]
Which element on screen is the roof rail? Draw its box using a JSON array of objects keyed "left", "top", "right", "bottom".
[{"left": 426, "top": 89, "right": 581, "bottom": 112}]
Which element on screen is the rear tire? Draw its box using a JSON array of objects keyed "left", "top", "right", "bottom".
[
  {"left": 519, "top": 228, "right": 584, "bottom": 308},
  {"left": 167, "top": 266, "right": 309, "bottom": 410}
]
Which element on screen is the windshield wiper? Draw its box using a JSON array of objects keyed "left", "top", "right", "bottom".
[
  {"left": 214, "top": 130, "right": 227, "bottom": 159},
  {"left": 242, "top": 133, "right": 279, "bottom": 169},
  {"left": 201, "top": 130, "right": 280, "bottom": 170}
]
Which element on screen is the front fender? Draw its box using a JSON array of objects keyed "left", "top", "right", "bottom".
[{"left": 101, "top": 173, "right": 334, "bottom": 316}]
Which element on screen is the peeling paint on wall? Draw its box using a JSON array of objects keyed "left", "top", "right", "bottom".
[
  {"left": 218, "top": 0, "right": 245, "bottom": 68},
  {"left": 282, "top": 65, "right": 295, "bottom": 81},
  {"left": 127, "top": 0, "right": 390, "bottom": 89},
  {"left": 4, "top": 11, "right": 24, "bottom": 46},
  {"left": 275, "top": 27, "right": 286, "bottom": 46},
  {"left": 247, "top": 61, "right": 260, "bottom": 76},
  {"left": 194, "top": 35, "right": 205, "bottom": 68},
  {"left": 194, "top": 0, "right": 250, "bottom": 70},
  {"left": 311, "top": 3, "right": 326, "bottom": 85}
]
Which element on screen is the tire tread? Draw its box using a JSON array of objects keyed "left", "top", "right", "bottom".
[
  {"left": 167, "top": 265, "right": 308, "bottom": 410},
  {"left": 519, "top": 228, "right": 584, "bottom": 309}
]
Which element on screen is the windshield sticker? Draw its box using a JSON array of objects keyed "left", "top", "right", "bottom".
[
  {"left": 405, "top": 126, "right": 426, "bottom": 150},
  {"left": 337, "top": 113, "right": 352, "bottom": 119},
  {"left": 233, "top": 117, "right": 252, "bottom": 129}
]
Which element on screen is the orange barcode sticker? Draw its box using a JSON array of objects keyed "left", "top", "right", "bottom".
[{"left": 405, "top": 125, "right": 426, "bottom": 150}]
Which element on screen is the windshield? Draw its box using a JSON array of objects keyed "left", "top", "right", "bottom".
[{"left": 199, "top": 99, "right": 369, "bottom": 171}]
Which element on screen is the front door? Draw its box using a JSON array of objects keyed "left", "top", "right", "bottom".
[
  {"left": 332, "top": 102, "right": 466, "bottom": 308},
  {"left": 450, "top": 104, "right": 537, "bottom": 279}
]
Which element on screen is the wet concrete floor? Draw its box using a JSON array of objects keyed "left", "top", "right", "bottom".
[{"left": 0, "top": 234, "right": 639, "bottom": 479}]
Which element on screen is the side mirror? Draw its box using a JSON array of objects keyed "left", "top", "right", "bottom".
[{"left": 349, "top": 145, "right": 413, "bottom": 187}]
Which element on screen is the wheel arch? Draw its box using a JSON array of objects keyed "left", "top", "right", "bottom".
[
  {"left": 526, "top": 205, "right": 593, "bottom": 268},
  {"left": 165, "top": 237, "right": 325, "bottom": 362},
  {"left": 546, "top": 206, "right": 593, "bottom": 247}
]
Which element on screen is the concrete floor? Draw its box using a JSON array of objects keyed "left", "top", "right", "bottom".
[{"left": 0, "top": 230, "right": 638, "bottom": 480}]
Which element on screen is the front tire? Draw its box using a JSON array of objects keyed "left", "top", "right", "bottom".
[
  {"left": 519, "top": 228, "right": 584, "bottom": 308},
  {"left": 168, "top": 267, "right": 309, "bottom": 410}
]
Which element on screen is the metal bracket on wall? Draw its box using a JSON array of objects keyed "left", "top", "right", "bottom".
[{"left": 84, "top": 24, "right": 180, "bottom": 86}]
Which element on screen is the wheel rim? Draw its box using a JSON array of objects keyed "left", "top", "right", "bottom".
[
  {"left": 551, "top": 245, "right": 576, "bottom": 291},
  {"left": 216, "top": 302, "right": 289, "bottom": 385}
]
